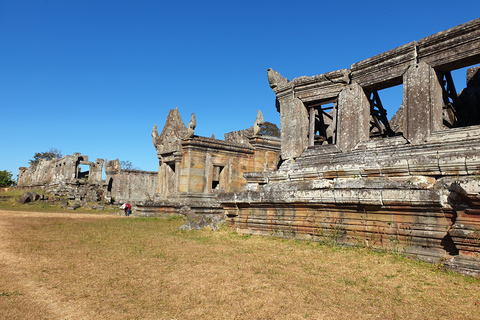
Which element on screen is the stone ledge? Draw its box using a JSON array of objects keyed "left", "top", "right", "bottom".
[
  {"left": 351, "top": 41, "right": 417, "bottom": 91},
  {"left": 418, "top": 18, "right": 480, "bottom": 71}
]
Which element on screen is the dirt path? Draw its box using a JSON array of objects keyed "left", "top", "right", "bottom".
[{"left": 0, "top": 210, "right": 120, "bottom": 319}]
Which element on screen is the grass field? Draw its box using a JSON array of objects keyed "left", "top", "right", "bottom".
[{"left": 1, "top": 210, "right": 480, "bottom": 319}]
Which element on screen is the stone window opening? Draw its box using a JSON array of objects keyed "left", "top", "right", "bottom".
[
  {"left": 441, "top": 71, "right": 461, "bottom": 128},
  {"left": 160, "top": 160, "right": 176, "bottom": 198},
  {"left": 307, "top": 98, "right": 338, "bottom": 147},
  {"left": 365, "top": 90, "right": 398, "bottom": 139},
  {"left": 166, "top": 161, "right": 175, "bottom": 173},
  {"left": 440, "top": 66, "right": 480, "bottom": 129},
  {"left": 211, "top": 165, "right": 224, "bottom": 191},
  {"left": 77, "top": 164, "right": 90, "bottom": 180},
  {"left": 107, "top": 178, "right": 113, "bottom": 192}
]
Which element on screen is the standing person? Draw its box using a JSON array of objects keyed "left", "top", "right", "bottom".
[{"left": 124, "top": 203, "right": 131, "bottom": 216}]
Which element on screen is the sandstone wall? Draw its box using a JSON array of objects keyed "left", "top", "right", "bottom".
[
  {"left": 18, "top": 153, "right": 104, "bottom": 187},
  {"left": 107, "top": 169, "right": 158, "bottom": 204}
]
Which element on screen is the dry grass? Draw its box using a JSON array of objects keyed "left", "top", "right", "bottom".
[{"left": 1, "top": 209, "right": 480, "bottom": 320}]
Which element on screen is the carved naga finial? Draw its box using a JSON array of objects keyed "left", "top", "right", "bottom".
[
  {"left": 151, "top": 124, "right": 158, "bottom": 145},
  {"left": 253, "top": 109, "right": 264, "bottom": 136},
  {"left": 186, "top": 113, "right": 196, "bottom": 139},
  {"left": 267, "top": 68, "right": 290, "bottom": 93}
]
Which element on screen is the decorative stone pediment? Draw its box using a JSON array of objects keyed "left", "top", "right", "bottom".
[{"left": 152, "top": 107, "right": 188, "bottom": 157}]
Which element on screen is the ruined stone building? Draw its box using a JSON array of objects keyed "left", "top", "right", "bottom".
[
  {"left": 18, "top": 153, "right": 104, "bottom": 186},
  {"left": 136, "top": 107, "right": 281, "bottom": 216},
  {"left": 18, "top": 153, "right": 107, "bottom": 202},
  {"left": 219, "top": 18, "right": 480, "bottom": 275},
  {"left": 18, "top": 153, "right": 157, "bottom": 205},
  {"left": 104, "top": 159, "right": 157, "bottom": 204}
]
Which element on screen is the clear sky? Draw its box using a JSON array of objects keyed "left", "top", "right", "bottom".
[{"left": 1, "top": 0, "right": 479, "bottom": 177}]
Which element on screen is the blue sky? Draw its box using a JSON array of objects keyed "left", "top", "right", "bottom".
[{"left": 1, "top": 1, "right": 479, "bottom": 177}]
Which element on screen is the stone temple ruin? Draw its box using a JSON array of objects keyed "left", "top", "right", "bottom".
[
  {"left": 219, "top": 18, "right": 480, "bottom": 275},
  {"left": 18, "top": 153, "right": 107, "bottom": 203},
  {"left": 136, "top": 107, "right": 281, "bottom": 222},
  {"left": 16, "top": 18, "right": 480, "bottom": 275},
  {"left": 18, "top": 153, "right": 158, "bottom": 206}
]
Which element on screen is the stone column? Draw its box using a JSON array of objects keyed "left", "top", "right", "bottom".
[
  {"left": 174, "top": 152, "right": 182, "bottom": 195},
  {"left": 403, "top": 62, "right": 444, "bottom": 144},
  {"left": 268, "top": 68, "right": 309, "bottom": 160},
  {"left": 309, "top": 107, "right": 315, "bottom": 147},
  {"left": 337, "top": 83, "right": 370, "bottom": 151},
  {"left": 278, "top": 92, "right": 309, "bottom": 160},
  {"left": 90, "top": 159, "right": 105, "bottom": 183},
  {"left": 158, "top": 161, "right": 166, "bottom": 197},
  {"left": 156, "top": 159, "right": 162, "bottom": 193}
]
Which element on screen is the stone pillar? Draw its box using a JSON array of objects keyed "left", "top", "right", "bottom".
[
  {"left": 174, "top": 152, "right": 181, "bottom": 195},
  {"left": 66, "top": 157, "right": 77, "bottom": 181},
  {"left": 403, "top": 62, "right": 443, "bottom": 144},
  {"left": 156, "top": 159, "right": 162, "bottom": 193},
  {"left": 309, "top": 107, "right": 315, "bottom": 147},
  {"left": 157, "top": 160, "right": 168, "bottom": 199},
  {"left": 90, "top": 159, "right": 105, "bottom": 183},
  {"left": 278, "top": 93, "right": 309, "bottom": 160},
  {"left": 268, "top": 68, "right": 309, "bottom": 160},
  {"left": 337, "top": 83, "right": 370, "bottom": 151}
]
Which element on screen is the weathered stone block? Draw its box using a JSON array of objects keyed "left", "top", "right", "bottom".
[
  {"left": 279, "top": 95, "right": 309, "bottom": 160},
  {"left": 351, "top": 41, "right": 417, "bottom": 91},
  {"left": 18, "top": 192, "right": 39, "bottom": 204},
  {"left": 408, "top": 153, "right": 441, "bottom": 176},
  {"left": 417, "top": 18, "right": 480, "bottom": 71},
  {"left": 337, "top": 83, "right": 370, "bottom": 151},
  {"left": 334, "top": 189, "right": 359, "bottom": 205},
  {"left": 293, "top": 69, "right": 350, "bottom": 102},
  {"left": 466, "top": 154, "right": 480, "bottom": 175},
  {"left": 357, "top": 189, "right": 383, "bottom": 206},
  {"left": 403, "top": 62, "right": 444, "bottom": 144},
  {"left": 438, "top": 154, "right": 467, "bottom": 176}
]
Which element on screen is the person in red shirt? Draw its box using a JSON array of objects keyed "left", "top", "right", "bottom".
[{"left": 124, "top": 203, "right": 131, "bottom": 216}]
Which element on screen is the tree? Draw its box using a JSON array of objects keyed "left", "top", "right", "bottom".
[
  {"left": 258, "top": 122, "right": 281, "bottom": 138},
  {"left": 29, "top": 148, "right": 63, "bottom": 165},
  {"left": 120, "top": 160, "right": 139, "bottom": 170},
  {"left": 0, "top": 170, "right": 16, "bottom": 187}
]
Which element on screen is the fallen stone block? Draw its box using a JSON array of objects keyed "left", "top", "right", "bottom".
[{"left": 18, "top": 192, "right": 40, "bottom": 204}]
